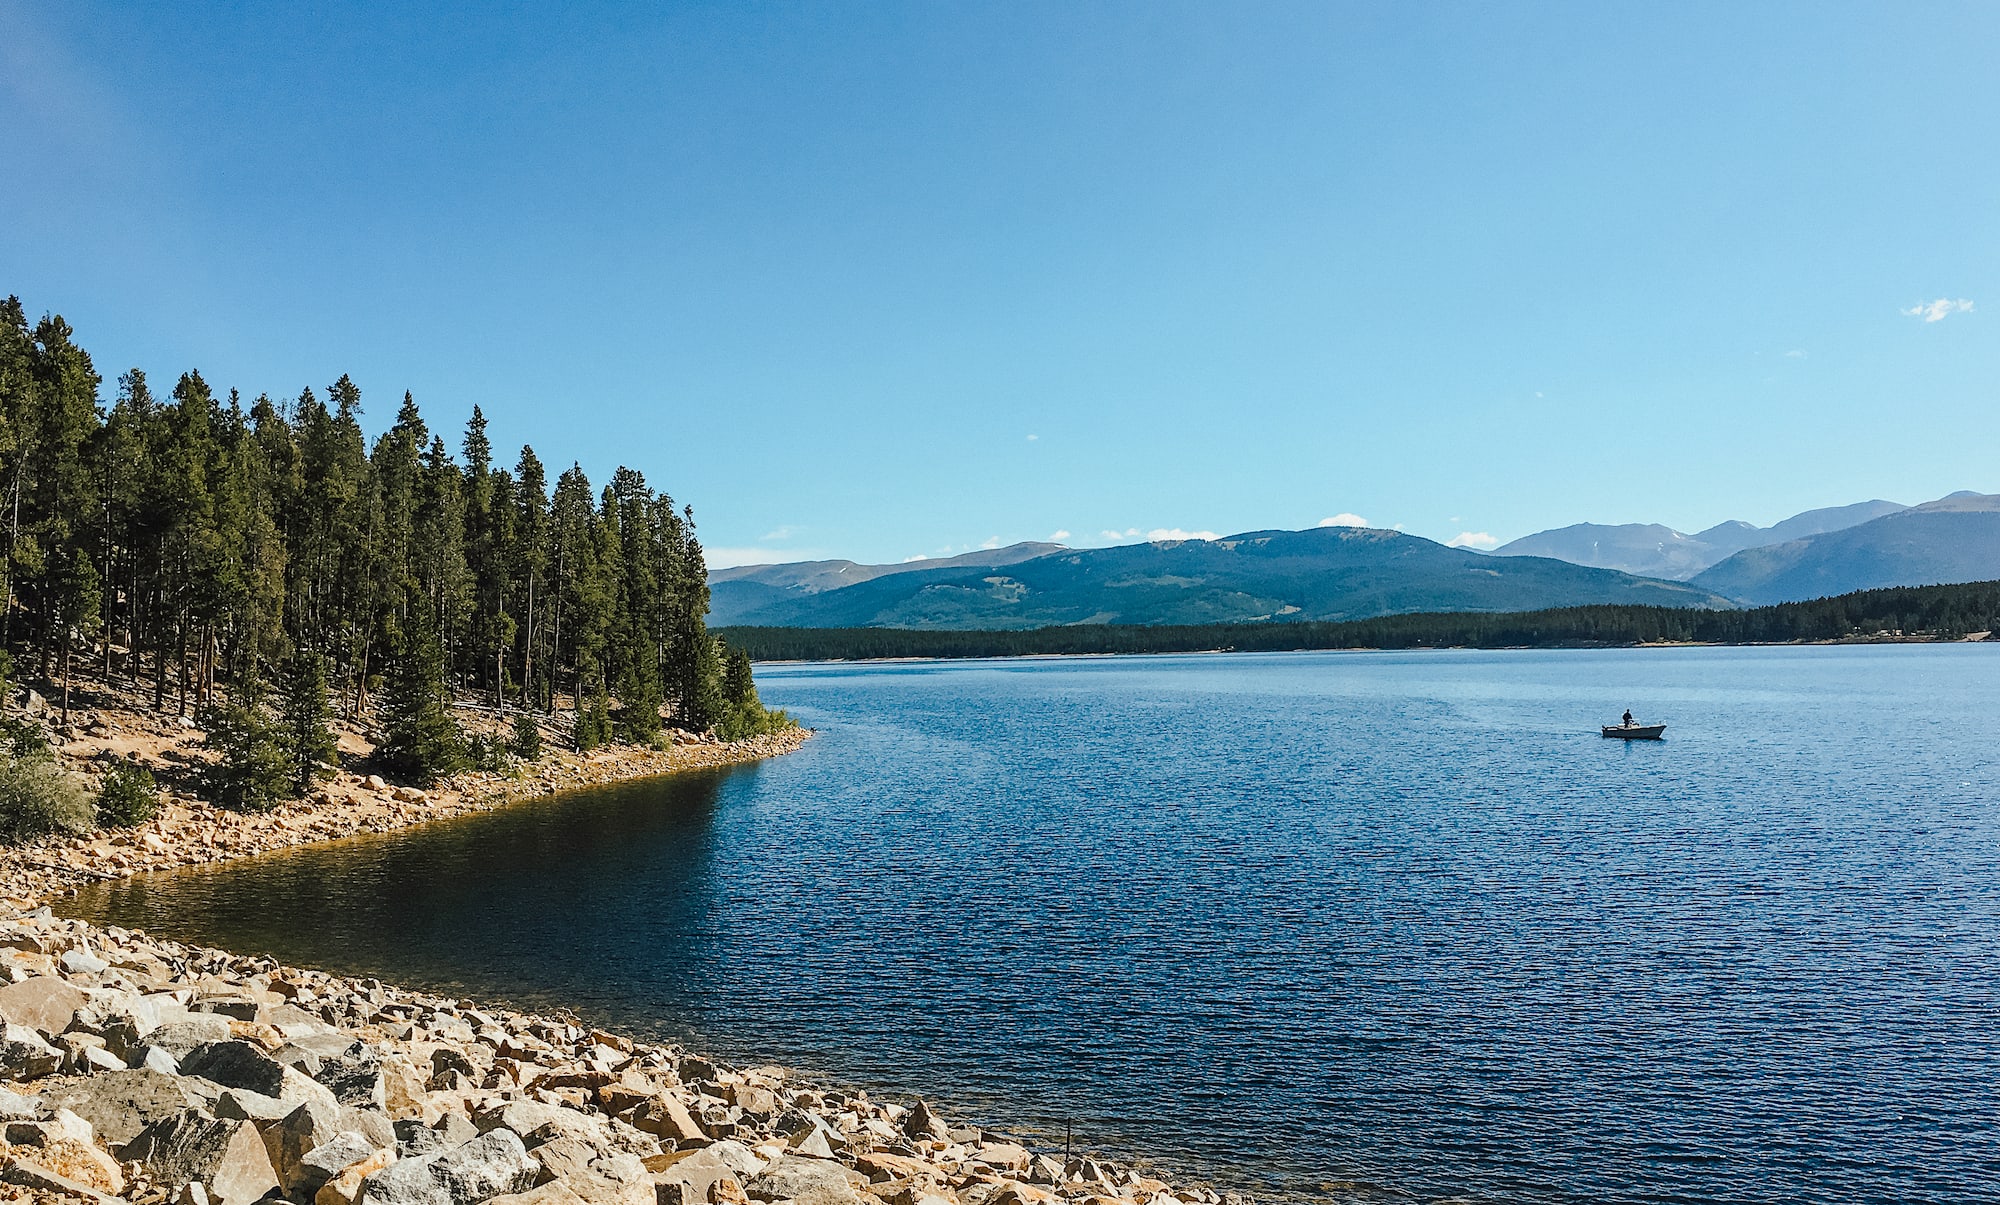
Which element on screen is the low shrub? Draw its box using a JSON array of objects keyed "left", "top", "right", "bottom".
[
  {"left": 96, "top": 762, "right": 159, "bottom": 828},
  {"left": 713, "top": 702, "right": 793, "bottom": 743},
  {"left": 0, "top": 713, "right": 49, "bottom": 758},
  {"left": 510, "top": 712, "right": 543, "bottom": 761},
  {"left": 467, "top": 732, "right": 517, "bottom": 774},
  {"left": 0, "top": 753, "right": 95, "bottom": 841}
]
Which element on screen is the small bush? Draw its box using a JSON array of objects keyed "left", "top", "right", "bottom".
[
  {"left": 96, "top": 762, "right": 159, "bottom": 828},
  {"left": 466, "top": 732, "right": 516, "bottom": 774},
  {"left": 0, "top": 753, "right": 95, "bottom": 841},
  {"left": 509, "top": 712, "right": 543, "bottom": 761},
  {"left": 0, "top": 713, "right": 49, "bottom": 758},
  {"left": 713, "top": 702, "right": 793, "bottom": 743}
]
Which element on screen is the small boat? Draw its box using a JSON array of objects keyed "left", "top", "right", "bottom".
[{"left": 1602, "top": 722, "right": 1666, "bottom": 740}]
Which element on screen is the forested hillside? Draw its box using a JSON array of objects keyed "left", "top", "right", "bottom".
[
  {"left": 719, "top": 579, "right": 2000, "bottom": 660},
  {"left": 0, "top": 294, "right": 777, "bottom": 767}
]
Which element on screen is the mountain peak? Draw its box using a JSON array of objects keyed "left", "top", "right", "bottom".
[
  {"left": 708, "top": 523, "right": 1724, "bottom": 629},
  {"left": 1498, "top": 499, "right": 1909, "bottom": 578}
]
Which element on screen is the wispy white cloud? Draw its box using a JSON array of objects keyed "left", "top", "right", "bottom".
[
  {"left": 1317, "top": 513, "right": 1370, "bottom": 528},
  {"left": 1447, "top": 531, "right": 1499, "bottom": 550},
  {"left": 1147, "top": 528, "right": 1220, "bottom": 542},
  {"left": 980, "top": 535, "right": 1003, "bottom": 550},
  {"left": 707, "top": 546, "right": 826, "bottom": 569},
  {"left": 901, "top": 555, "right": 929, "bottom": 563},
  {"left": 1026, "top": 433, "right": 1039, "bottom": 441},
  {"left": 759, "top": 525, "right": 799, "bottom": 541},
  {"left": 1784, "top": 349, "right": 1808, "bottom": 359},
  {"left": 1049, "top": 530, "right": 1071, "bottom": 541},
  {"left": 1903, "top": 297, "right": 1974, "bottom": 323}
]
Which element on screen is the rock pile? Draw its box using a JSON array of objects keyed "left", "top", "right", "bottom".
[{"left": 0, "top": 907, "right": 1241, "bottom": 1205}]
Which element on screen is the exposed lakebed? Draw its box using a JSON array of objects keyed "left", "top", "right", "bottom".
[{"left": 68, "top": 647, "right": 2000, "bottom": 1204}]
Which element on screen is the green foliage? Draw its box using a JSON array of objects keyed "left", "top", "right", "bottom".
[
  {"left": 0, "top": 752, "right": 94, "bottom": 841},
  {"left": 0, "top": 711, "right": 48, "bottom": 759},
  {"left": 710, "top": 644, "right": 792, "bottom": 741},
  {"left": 378, "top": 611, "right": 468, "bottom": 786},
  {"left": 510, "top": 711, "right": 543, "bottom": 761},
  {"left": 0, "top": 291, "right": 724, "bottom": 769},
  {"left": 465, "top": 731, "right": 516, "bottom": 773},
  {"left": 676, "top": 634, "right": 726, "bottom": 734},
  {"left": 277, "top": 648, "right": 339, "bottom": 795},
  {"left": 198, "top": 697, "right": 291, "bottom": 813},
  {"left": 574, "top": 673, "right": 612, "bottom": 751},
  {"left": 95, "top": 762, "right": 158, "bottom": 828},
  {"left": 616, "top": 666, "right": 663, "bottom": 746},
  {"left": 722, "top": 646, "right": 755, "bottom": 708},
  {"left": 714, "top": 701, "right": 792, "bottom": 743},
  {"left": 715, "top": 579, "right": 2000, "bottom": 660}
]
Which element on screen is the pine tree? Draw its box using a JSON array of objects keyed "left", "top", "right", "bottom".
[
  {"left": 198, "top": 687, "right": 290, "bottom": 812},
  {"left": 678, "top": 631, "right": 726, "bottom": 734},
  {"left": 51, "top": 545, "right": 99, "bottom": 722},
  {"left": 277, "top": 647, "right": 338, "bottom": 795},
  {"left": 510, "top": 711, "right": 543, "bottom": 761},
  {"left": 377, "top": 607, "right": 467, "bottom": 785}
]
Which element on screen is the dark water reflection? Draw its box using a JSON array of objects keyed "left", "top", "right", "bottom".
[{"left": 67, "top": 647, "right": 2000, "bottom": 1205}]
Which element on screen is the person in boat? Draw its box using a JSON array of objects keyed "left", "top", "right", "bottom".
[{"left": 1622, "top": 709, "right": 1634, "bottom": 727}]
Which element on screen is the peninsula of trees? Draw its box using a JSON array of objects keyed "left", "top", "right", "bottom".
[{"left": 0, "top": 293, "right": 783, "bottom": 792}]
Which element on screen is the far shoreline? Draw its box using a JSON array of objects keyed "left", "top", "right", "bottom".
[{"left": 746, "top": 631, "right": 1996, "bottom": 666}]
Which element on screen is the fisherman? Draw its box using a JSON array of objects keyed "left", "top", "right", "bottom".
[{"left": 1622, "top": 709, "right": 1634, "bottom": 727}]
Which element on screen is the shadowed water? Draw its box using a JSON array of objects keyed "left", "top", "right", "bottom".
[{"left": 66, "top": 646, "right": 2000, "bottom": 1204}]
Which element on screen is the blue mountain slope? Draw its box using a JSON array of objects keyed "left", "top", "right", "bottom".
[
  {"left": 1692, "top": 494, "right": 2000, "bottom": 604},
  {"left": 715, "top": 526, "right": 1730, "bottom": 629}
]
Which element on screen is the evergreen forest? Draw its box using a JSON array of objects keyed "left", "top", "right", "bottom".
[
  {"left": 0, "top": 294, "right": 785, "bottom": 788},
  {"left": 718, "top": 579, "right": 2000, "bottom": 661}
]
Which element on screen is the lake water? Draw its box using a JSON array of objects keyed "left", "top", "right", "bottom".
[{"left": 66, "top": 647, "right": 2000, "bottom": 1204}]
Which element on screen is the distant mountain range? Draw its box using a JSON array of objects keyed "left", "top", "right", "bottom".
[
  {"left": 709, "top": 490, "right": 2000, "bottom": 629},
  {"left": 708, "top": 527, "right": 1727, "bottom": 629},
  {"left": 709, "top": 543, "right": 1062, "bottom": 621},
  {"left": 1493, "top": 499, "right": 1909, "bottom": 579},
  {"left": 1690, "top": 492, "right": 2000, "bottom": 604}
]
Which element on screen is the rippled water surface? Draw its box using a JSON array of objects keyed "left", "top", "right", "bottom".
[{"left": 67, "top": 647, "right": 2000, "bottom": 1204}]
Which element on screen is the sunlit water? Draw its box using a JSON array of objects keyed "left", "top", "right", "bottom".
[{"left": 66, "top": 647, "right": 2000, "bottom": 1204}]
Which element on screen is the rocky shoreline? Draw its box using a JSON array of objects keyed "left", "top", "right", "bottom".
[
  {"left": 0, "top": 713, "right": 1245, "bottom": 1205},
  {"left": 0, "top": 722, "right": 811, "bottom": 905},
  {"left": 0, "top": 901, "right": 1239, "bottom": 1205}
]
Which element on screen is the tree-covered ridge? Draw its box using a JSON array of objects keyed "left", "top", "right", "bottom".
[
  {"left": 0, "top": 293, "right": 782, "bottom": 768},
  {"left": 717, "top": 579, "right": 2000, "bottom": 661}
]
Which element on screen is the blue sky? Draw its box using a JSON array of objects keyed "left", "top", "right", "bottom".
[{"left": 2, "top": 2, "right": 1994, "bottom": 568}]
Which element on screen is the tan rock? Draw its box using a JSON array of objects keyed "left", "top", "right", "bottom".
[
  {"left": 126, "top": 1111, "right": 280, "bottom": 1205},
  {"left": 628, "top": 1095, "right": 705, "bottom": 1144},
  {"left": 0, "top": 1152, "right": 113, "bottom": 1203},
  {"left": 0, "top": 976, "right": 88, "bottom": 1034},
  {"left": 648, "top": 1140, "right": 764, "bottom": 1203},
  {"left": 857, "top": 1152, "right": 936, "bottom": 1183},
  {"left": 973, "top": 1143, "right": 1031, "bottom": 1173},
  {"left": 487, "top": 1182, "right": 592, "bottom": 1205},
  {"left": 309, "top": 1143, "right": 393, "bottom": 1205},
  {"left": 37, "top": 1132, "right": 126, "bottom": 1193},
  {"left": 380, "top": 1053, "right": 428, "bottom": 1118},
  {"left": 0, "top": 1024, "right": 62, "bottom": 1081}
]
